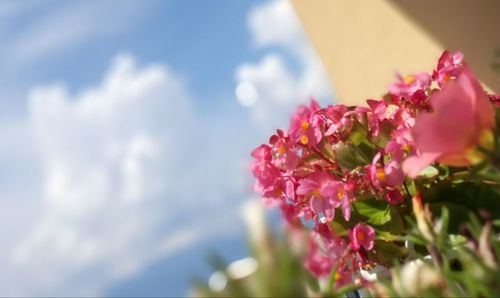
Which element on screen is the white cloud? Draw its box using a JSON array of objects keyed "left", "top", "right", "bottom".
[
  {"left": 0, "top": 54, "right": 245, "bottom": 296},
  {"left": 248, "top": 0, "right": 303, "bottom": 49},
  {"left": 235, "top": 81, "right": 258, "bottom": 107},
  {"left": 235, "top": 0, "right": 333, "bottom": 130}
]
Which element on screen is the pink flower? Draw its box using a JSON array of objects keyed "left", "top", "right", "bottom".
[
  {"left": 269, "top": 131, "right": 299, "bottom": 170},
  {"left": 251, "top": 145, "right": 281, "bottom": 196},
  {"left": 251, "top": 144, "right": 296, "bottom": 205},
  {"left": 433, "top": 50, "right": 464, "bottom": 86},
  {"left": 389, "top": 72, "right": 431, "bottom": 97},
  {"left": 385, "top": 189, "right": 404, "bottom": 205},
  {"left": 390, "top": 128, "right": 414, "bottom": 153},
  {"left": 369, "top": 152, "right": 405, "bottom": 190},
  {"left": 340, "top": 181, "right": 354, "bottom": 221},
  {"left": 289, "top": 100, "right": 323, "bottom": 146},
  {"left": 349, "top": 223, "right": 376, "bottom": 251},
  {"left": 320, "top": 228, "right": 349, "bottom": 259},
  {"left": 385, "top": 140, "right": 406, "bottom": 163},
  {"left": 331, "top": 269, "right": 353, "bottom": 289},
  {"left": 305, "top": 237, "right": 334, "bottom": 278},
  {"left": 403, "top": 66, "right": 495, "bottom": 178},
  {"left": 251, "top": 144, "right": 271, "bottom": 162},
  {"left": 298, "top": 206, "right": 314, "bottom": 221},
  {"left": 305, "top": 232, "right": 351, "bottom": 288},
  {"left": 280, "top": 204, "right": 302, "bottom": 227},
  {"left": 314, "top": 222, "right": 336, "bottom": 240},
  {"left": 367, "top": 99, "right": 400, "bottom": 122},
  {"left": 324, "top": 104, "right": 352, "bottom": 136},
  {"left": 365, "top": 99, "right": 409, "bottom": 137},
  {"left": 407, "top": 89, "right": 430, "bottom": 107},
  {"left": 489, "top": 94, "right": 500, "bottom": 107},
  {"left": 384, "top": 161, "right": 405, "bottom": 186},
  {"left": 296, "top": 172, "right": 342, "bottom": 222}
]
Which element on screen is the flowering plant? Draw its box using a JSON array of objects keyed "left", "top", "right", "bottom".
[{"left": 251, "top": 51, "right": 500, "bottom": 296}]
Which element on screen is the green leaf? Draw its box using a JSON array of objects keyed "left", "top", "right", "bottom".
[
  {"left": 348, "top": 122, "right": 371, "bottom": 147},
  {"left": 368, "top": 241, "right": 408, "bottom": 265},
  {"left": 418, "top": 165, "right": 439, "bottom": 179},
  {"left": 377, "top": 204, "right": 405, "bottom": 236},
  {"left": 371, "top": 122, "right": 393, "bottom": 147},
  {"left": 335, "top": 143, "right": 369, "bottom": 170},
  {"left": 358, "top": 142, "right": 376, "bottom": 158},
  {"left": 428, "top": 203, "right": 473, "bottom": 234},
  {"left": 437, "top": 207, "right": 450, "bottom": 249},
  {"left": 422, "top": 181, "right": 500, "bottom": 224},
  {"left": 438, "top": 165, "right": 450, "bottom": 180},
  {"left": 376, "top": 230, "right": 404, "bottom": 241},
  {"left": 336, "top": 198, "right": 408, "bottom": 240},
  {"left": 406, "top": 180, "right": 418, "bottom": 197},
  {"left": 352, "top": 199, "right": 392, "bottom": 226},
  {"left": 329, "top": 220, "right": 348, "bottom": 236},
  {"left": 304, "top": 270, "right": 320, "bottom": 293},
  {"left": 331, "top": 283, "right": 362, "bottom": 297},
  {"left": 319, "top": 140, "right": 336, "bottom": 162},
  {"left": 449, "top": 234, "right": 467, "bottom": 246},
  {"left": 330, "top": 199, "right": 405, "bottom": 241}
]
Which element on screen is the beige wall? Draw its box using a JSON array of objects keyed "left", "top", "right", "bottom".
[{"left": 292, "top": 0, "right": 500, "bottom": 105}]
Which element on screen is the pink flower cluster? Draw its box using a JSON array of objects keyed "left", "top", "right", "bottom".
[{"left": 251, "top": 50, "right": 496, "bottom": 286}]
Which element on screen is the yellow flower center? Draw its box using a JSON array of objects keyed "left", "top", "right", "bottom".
[
  {"left": 362, "top": 263, "right": 374, "bottom": 271},
  {"left": 334, "top": 272, "right": 342, "bottom": 281},
  {"left": 356, "top": 230, "right": 366, "bottom": 242},
  {"left": 277, "top": 146, "right": 286, "bottom": 155},
  {"left": 464, "top": 148, "right": 486, "bottom": 165},
  {"left": 312, "top": 190, "right": 321, "bottom": 197},
  {"left": 376, "top": 169, "right": 386, "bottom": 181},
  {"left": 300, "top": 121, "right": 310, "bottom": 131},
  {"left": 463, "top": 130, "right": 495, "bottom": 165},
  {"left": 404, "top": 75, "right": 416, "bottom": 85},
  {"left": 300, "top": 135, "right": 309, "bottom": 145},
  {"left": 479, "top": 129, "right": 494, "bottom": 152},
  {"left": 337, "top": 188, "right": 344, "bottom": 200}
]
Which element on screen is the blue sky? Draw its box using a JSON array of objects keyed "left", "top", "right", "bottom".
[{"left": 0, "top": 0, "right": 332, "bottom": 296}]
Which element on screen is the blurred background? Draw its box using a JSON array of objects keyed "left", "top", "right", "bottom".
[
  {"left": 1, "top": 0, "right": 498, "bottom": 296},
  {"left": 0, "top": 0, "right": 332, "bottom": 296}
]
